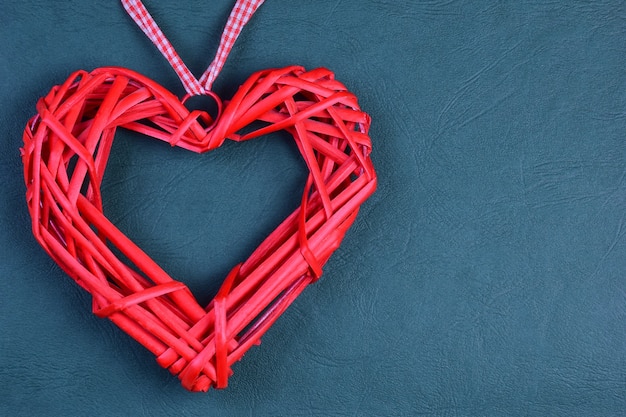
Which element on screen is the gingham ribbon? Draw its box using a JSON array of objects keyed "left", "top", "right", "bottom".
[{"left": 121, "top": 0, "right": 265, "bottom": 95}]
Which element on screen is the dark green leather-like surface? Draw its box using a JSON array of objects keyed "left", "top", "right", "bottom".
[{"left": 1, "top": 1, "right": 625, "bottom": 415}]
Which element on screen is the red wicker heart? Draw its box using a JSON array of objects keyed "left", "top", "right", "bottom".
[{"left": 21, "top": 65, "right": 376, "bottom": 391}]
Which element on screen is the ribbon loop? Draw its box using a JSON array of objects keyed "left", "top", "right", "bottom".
[
  {"left": 199, "top": 0, "right": 265, "bottom": 90},
  {"left": 121, "top": 0, "right": 265, "bottom": 96}
]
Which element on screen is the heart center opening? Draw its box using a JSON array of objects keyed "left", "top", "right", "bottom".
[{"left": 101, "top": 126, "right": 308, "bottom": 306}]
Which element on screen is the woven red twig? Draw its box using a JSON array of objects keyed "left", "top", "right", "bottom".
[{"left": 21, "top": 65, "right": 376, "bottom": 391}]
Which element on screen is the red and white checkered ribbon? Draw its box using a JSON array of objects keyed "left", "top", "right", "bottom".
[{"left": 121, "top": 0, "right": 265, "bottom": 96}]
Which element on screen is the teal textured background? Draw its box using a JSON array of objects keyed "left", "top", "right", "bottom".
[{"left": 1, "top": 1, "right": 625, "bottom": 415}]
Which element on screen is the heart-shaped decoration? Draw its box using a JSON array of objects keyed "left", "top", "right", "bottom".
[{"left": 21, "top": 64, "right": 376, "bottom": 391}]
